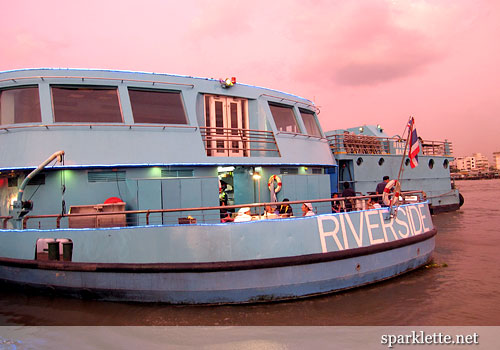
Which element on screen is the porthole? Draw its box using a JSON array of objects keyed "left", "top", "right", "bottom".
[
  {"left": 356, "top": 157, "right": 363, "bottom": 166},
  {"left": 428, "top": 159, "right": 434, "bottom": 169},
  {"left": 378, "top": 158, "right": 385, "bottom": 166},
  {"left": 405, "top": 158, "right": 410, "bottom": 167},
  {"left": 443, "top": 159, "right": 449, "bottom": 169}
]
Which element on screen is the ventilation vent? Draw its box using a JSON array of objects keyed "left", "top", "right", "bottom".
[
  {"left": 88, "top": 171, "right": 126, "bottom": 183},
  {"left": 161, "top": 169, "right": 194, "bottom": 178},
  {"left": 280, "top": 168, "right": 298, "bottom": 175}
]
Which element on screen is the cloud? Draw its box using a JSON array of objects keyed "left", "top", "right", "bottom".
[{"left": 290, "top": 1, "right": 445, "bottom": 87}]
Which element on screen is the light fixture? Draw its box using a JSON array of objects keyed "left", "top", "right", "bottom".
[
  {"left": 220, "top": 77, "right": 236, "bottom": 88},
  {"left": 358, "top": 127, "right": 364, "bottom": 133},
  {"left": 252, "top": 172, "right": 261, "bottom": 180}
]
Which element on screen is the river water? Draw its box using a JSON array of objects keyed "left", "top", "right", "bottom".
[{"left": 1, "top": 179, "right": 499, "bottom": 326}]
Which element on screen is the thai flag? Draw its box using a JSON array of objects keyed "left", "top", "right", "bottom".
[{"left": 408, "top": 117, "right": 420, "bottom": 168}]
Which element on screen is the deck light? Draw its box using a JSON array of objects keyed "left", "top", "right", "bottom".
[
  {"left": 220, "top": 77, "right": 236, "bottom": 88},
  {"left": 358, "top": 127, "right": 364, "bottom": 133}
]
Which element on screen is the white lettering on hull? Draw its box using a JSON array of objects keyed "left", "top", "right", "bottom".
[{"left": 317, "top": 204, "right": 433, "bottom": 253}]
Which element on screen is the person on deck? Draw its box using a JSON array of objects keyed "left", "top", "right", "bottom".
[
  {"left": 278, "top": 198, "right": 294, "bottom": 217},
  {"left": 376, "top": 176, "right": 390, "bottom": 205},
  {"left": 376, "top": 176, "right": 390, "bottom": 195},
  {"left": 302, "top": 202, "right": 315, "bottom": 216},
  {"left": 234, "top": 207, "right": 252, "bottom": 222},
  {"left": 341, "top": 182, "right": 355, "bottom": 211}
]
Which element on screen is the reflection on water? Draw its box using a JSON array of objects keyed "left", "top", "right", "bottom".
[{"left": 1, "top": 180, "right": 500, "bottom": 326}]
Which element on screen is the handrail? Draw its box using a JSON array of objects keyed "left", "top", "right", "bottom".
[
  {"left": 0, "top": 75, "right": 195, "bottom": 88},
  {"left": 276, "top": 131, "right": 328, "bottom": 141},
  {"left": 200, "top": 126, "right": 280, "bottom": 157},
  {"left": 1, "top": 216, "right": 12, "bottom": 229},
  {"left": 260, "top": 94, "right": 319, "bottom": 112},
  {"left": 17, "top": 191, "right": 426, "bottom": 229},
  {"left": 327, "top": 134, "right": 453, "bottom": 157},
  {"left": 1, "top": 123, "right": 199, "bottom": 132}
]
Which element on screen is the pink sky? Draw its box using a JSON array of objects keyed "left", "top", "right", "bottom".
[{"left": 1, "top": 0, "right": 499, "bottom": 160}]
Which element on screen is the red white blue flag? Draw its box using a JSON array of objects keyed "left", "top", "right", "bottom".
[{"left": 408, "top": 117, "right": 420, "bottom": 168}]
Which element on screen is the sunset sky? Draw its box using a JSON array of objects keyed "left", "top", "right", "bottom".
[{"left": 1, "top": 0, "right": 499, "bottom": 160}]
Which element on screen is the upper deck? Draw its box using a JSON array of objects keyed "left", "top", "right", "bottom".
[
  {"left": 0, "top": 69, "right": 334, "bottom": 170},
  {"left": 326, "top": 125, "right": 453, "bottom": 158}
]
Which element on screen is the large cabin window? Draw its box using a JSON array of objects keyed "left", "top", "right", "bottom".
[
  {"left": 129, "top": 88, "right": 187, "bottom": 124},
  {"left": 299, "top": 108, "right": 322, "bottom": 137},
  {"left": 51, "top": 86, "right": 122, "bottom": 123},
  {"left": 269, "top": 103, "right": 299, "bottom": 133},
  {"left": 0, "top": 86, "right": 41, "bottom": 125}
]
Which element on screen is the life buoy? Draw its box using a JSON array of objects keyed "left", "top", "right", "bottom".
[
  {"left": 268, "top": 175, "right": 282, "bottom": 193},
  {"left": 382, "top": 180, "right": 401, "bottom": 206}
]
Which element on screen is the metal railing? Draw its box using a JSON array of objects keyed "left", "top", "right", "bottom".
[
  {"left": 200, "top": 126, "right": 280, "bottom": 157},
  {"left": 0, "top": 123, "right": 199, "bottom": 133},
  {"left": 1, "top": 191, "right": 426, "bottom": 230},
  {"left": 327, "top": 134, "right": 453, "bottom": 156},
  {"left": 0, "top": 75, "right": 195, "bottom": 88}
]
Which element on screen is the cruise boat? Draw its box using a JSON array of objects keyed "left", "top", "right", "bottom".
[
  {"left": 326, "top": 125, "right": 463, "bottom": 214},
  {"left": 0, "top": 68, "right": 436, "bottom": 303}
]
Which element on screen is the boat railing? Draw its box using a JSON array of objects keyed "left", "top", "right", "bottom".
[
  {"left": 199, "top": 126, "right": 281, "bottom": 157},
  {"left": 4, "top": 191, "right": 426, "bottom": 230},
  {"left": 0, "top": 75, "right": 196, "bottom": 88},
  {"left": 0, "top": 123, "right": 199, "bottom": 133},
  {"left": 327, "top": 134, "right": 453, "bottom": 156},
  {"left": 1, "top": 216, "right": 12, "bottom": 229}
]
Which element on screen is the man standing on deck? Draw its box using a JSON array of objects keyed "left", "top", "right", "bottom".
[
  {"left": 376, "top": 176, "right": 390, "bottom": 195},
  {"left": 376, "top": 176, "right": 390, "bottom": 204}
]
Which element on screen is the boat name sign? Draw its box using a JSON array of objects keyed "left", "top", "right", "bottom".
[{"left": 317, "top": 204, "right": 432, "bottom": 253}]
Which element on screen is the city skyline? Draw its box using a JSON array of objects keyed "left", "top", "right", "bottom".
[{"left": 1, "top": 0, "right": 499, "bottom": 159}]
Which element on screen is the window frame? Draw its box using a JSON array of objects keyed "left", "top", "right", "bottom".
[
  {"left": 51, "top": 85, "right": 124, "bottom": 124},
  {"left": 299, "top": 108, "right": 322, "bottom": 137},
  {"left": 128, "top": 87, "right": 188, "bottom": 125},
  {"left": 268, "top": 102, "right": 301, "bottom": 134},
  {"left": 0, "top": 85, "right": 42, "bottom": 125}
]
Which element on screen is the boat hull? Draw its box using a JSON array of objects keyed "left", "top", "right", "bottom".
[{"left": 0, "top": 229, "right": 435, "bottom": 304}]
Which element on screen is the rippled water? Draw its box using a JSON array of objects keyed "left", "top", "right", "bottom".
[{"left": 1, "top": 179, "right": 499, "bottom": 326}]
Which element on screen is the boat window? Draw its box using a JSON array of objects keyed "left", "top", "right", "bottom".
[
  {"left": 269, "top": 103, "right": 300, "bottom": 133},
  {"left": 51, "top": 86, "right": 122, "bottom": 123},
  {"left": 129, "top": 88, "right": 187, "bottom": 124},
  {"left": 429, "top": 159, "right": 434, "bottom": 169},
  {"left": 356, "top": 157, "right": 363, "bottom": 166},
  {"left": 311, "top": 168, "right": 323, "bottom": 174},
  {"left": 299, "top": 108, "right": 321, "bottom": 137},
  {"left": 0, "top": 86, "right": 41, "bottom": 125},
  {"left": 443, "top": 159, "right": 449, "bottom": 169},
  {"left": 405, "top": 158, "right": 410, "bottom": 167},
  {"left": 378, "top": 158, "right": 385, "bottom": 166}
]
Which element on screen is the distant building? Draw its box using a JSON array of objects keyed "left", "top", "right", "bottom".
[
  {"left": 472, "top": 153, "right": 489, "bottom": 170},
  {"left": 494, "top": 152, "right": 500, "bottom": 170},
  {"left": 454, "top": 153, "right": 489, "bottom": 171}
]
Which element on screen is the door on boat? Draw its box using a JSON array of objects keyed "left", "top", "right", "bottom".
[
  {"left": 204, "top": 95, "right": 249, "bottom": 157},
  {"left": 338, "top": 160, "right": 355, "bottom": 192}
]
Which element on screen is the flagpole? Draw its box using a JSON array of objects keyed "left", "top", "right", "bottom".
[
  {"left": 388, "top": 116, "right": 413, "bottom": 217},
  {"left": 397, "top": 116, "right": 413, "bottom": 183}
]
